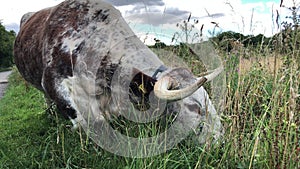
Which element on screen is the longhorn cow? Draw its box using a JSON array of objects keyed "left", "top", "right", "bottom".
[{"left": 14, "top": 0, "right": 223, "bottom": 143}]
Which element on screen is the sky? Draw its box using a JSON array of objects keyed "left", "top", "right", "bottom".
[{"left": 0, "top": 0, "right": 297, "bottom": 45}]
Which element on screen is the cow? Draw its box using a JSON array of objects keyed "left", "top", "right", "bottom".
[{"left": 14, "top": 0, "right": 223, "bottom": 144}]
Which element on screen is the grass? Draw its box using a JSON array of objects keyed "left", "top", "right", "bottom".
[{"left": 0, "top": 45, "right": 299, "bottom": 168}]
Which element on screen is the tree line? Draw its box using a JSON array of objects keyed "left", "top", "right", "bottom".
[{"left": 0, "top": 21, "right": 15, "bottom": 70}]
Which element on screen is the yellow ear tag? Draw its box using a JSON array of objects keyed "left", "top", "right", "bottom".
[{"left": 138, "top": 84, "right": 147, "bottom": 94}]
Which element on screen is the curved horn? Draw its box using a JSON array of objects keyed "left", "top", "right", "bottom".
[{"left": 154, "top": 66, "right": 223, "bottom": 100}]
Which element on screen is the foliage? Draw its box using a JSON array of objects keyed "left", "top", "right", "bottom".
[
  {"left": 276, "top": 0, "right": 300, "bottom": 111},
  {"left": 0, "top": 21, "right": 15, "bottom": 69},
  {"left": 212, "top": 31, "right": 272, "bottom": 53},
  {"left": 153, "top": 41, "right": 167, "bottom": 49}
]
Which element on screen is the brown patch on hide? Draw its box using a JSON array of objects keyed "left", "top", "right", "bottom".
[
  {"left": 14, "top": 0, "right": 96, "bottom": 119},
  {"left": 93, "top": 9, "right": 110, "bottom": 23},
  {"left": 45, "top": 0, "right": 89, "bottom": 39},
  {"left": 14, "top": 0, "right": 119, "bottom": 120},
  {"left": 41, "top": 1, "right": 92, "bottom": 119},
  {"left": 94, "top": 53, "right": 119, "bottom": 114},
  {"left": 96, "top": 53, "right": 119, "bottom": 92},
  {"left": 14, "top": 9, "right": 52, "bottom": 91},
  {"left": 14, "top": 0, "right": 90, "bottom": 89}
]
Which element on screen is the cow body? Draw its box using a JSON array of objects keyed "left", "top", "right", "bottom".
[{"left": 14, "top": 0, "right": 222, "bottom": 143}]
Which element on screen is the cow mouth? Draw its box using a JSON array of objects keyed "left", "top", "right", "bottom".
[{"left": 154, "top": 66, "right": 223, "bottom": 100}]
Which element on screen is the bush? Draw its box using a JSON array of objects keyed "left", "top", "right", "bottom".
[{"left": 0, "top": 22, "right": 15, "bottom": 69}]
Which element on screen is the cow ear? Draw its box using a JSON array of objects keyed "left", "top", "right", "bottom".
[
  {"left": 130, "top": 68, "right": 157, "bottom": 96},
  {"left": 129, "top": 68, "right": 157, "bottom": 111},
  {"left": 131, "top": 68, "right": 141, "bottom": 77}
]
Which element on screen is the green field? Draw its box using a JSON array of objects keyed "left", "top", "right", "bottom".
[
  {"left": 0, "top": 41, "right": 298, "bottom": 168},
  {"left": 0, "top": 0, "right": 299, "bottom": 168}
]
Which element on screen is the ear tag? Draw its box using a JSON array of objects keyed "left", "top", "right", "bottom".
[{"left": 138, "top": 83, "right": 147, "bottom": 94}]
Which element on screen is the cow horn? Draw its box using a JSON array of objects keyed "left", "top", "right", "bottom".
[{"left": 154, "top": 66, "right": 223, "bottom": 100}]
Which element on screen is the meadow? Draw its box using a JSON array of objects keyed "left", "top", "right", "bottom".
[{"left": 0, "top": 36, "right": 298, "bottom": 168}]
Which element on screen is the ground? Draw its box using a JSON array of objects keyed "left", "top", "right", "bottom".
[{"left": 0, "top": 70, "right": 11, "bottom": 99}]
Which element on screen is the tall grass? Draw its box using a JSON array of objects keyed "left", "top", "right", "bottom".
[
  {"left": 0, "top": 39, "right": 298, "bottom": 169},
  {"left": 223, "top": 52, "right": 298, "bottom": 168}
]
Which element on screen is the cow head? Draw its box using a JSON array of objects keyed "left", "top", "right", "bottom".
[{"left": 123, "top": 65, "right": 224, "bottom": 142}]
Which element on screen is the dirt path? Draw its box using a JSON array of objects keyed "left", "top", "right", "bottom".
[{"left": 0, "top": 71, "right": 12, "bottom": 99}]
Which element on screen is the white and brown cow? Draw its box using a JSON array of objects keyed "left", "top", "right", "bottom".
[{"left": 14, "top": 0, "right": 223, "bottom": 143}]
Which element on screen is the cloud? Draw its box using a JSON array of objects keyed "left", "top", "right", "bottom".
[
  {"left": 203, "top": 0, "right": 282, "bottom": 37},
  {"left": 125, "top": 12, "right": 184, "bottom": 26},
  {"left": 4, "top": 23, "right": 19, "bottom": 33},
  {"left": 125, "top": 4, "right": 161, "bottom": 14},
  {"left": 0, "top": 0, "right": 63, "bottom": 26},
  {"left": 122, "top": 4, "right": 190, "bottom": 27},
  {"left": 1, "top": 0, "right": 286, "bottom": 40},
  {"left": 104, "top": 0, "right": 164, "bottom": 6},
  {"left": 164, "top": 7, "right": 190, "bottom": 16},
  {"left": 124, "top": 5, "right": 189, "bottom": 17}
]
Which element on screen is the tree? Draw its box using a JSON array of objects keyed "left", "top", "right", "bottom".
[
  {"left": 0, "top": 21, "right": 16, "bottom": 69},
  {"left": 212, "top": 30, "right": 271, "bottom": 53}
]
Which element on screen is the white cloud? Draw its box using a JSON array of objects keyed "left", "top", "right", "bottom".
[
  {"left": 127, "top": 0, "right": 283, "bottom": 37},
  {"left": 0, "top": 0, "right": 289, "bottom": 38},
  {"left": 0, "top": 0, "right": 63, "bottom": 25}
]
